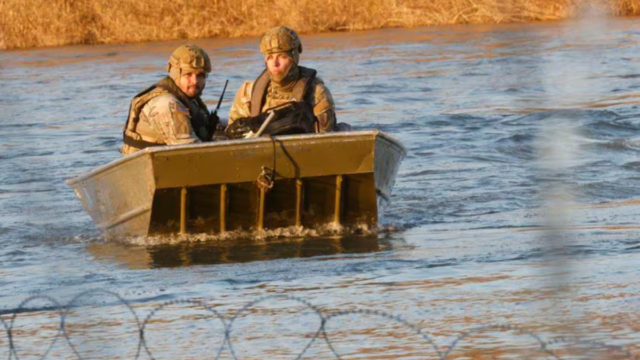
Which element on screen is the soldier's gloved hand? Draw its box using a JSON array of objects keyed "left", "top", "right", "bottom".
[
  {"left": 226, "top": 117, "right": 259, "bottom": 139},
  {"left": 213, "top": 123, "right": 227, "bottom": 141},
  {"left": 208, "top": 112, "right": 220, "bottom": 129}
]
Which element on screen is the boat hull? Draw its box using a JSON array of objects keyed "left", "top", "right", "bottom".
[{"left": 66, "top": 130, "right": 406, "bottom": 239}]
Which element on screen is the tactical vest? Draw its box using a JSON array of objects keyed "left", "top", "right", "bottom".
[
  {"left": 226, "top": 68, "right": 319, "bottom": 139},
  {"left": 122, "top": 77, "right": 210, "bottom": 152},
  {"left": 250, "top": 66, "right": 317, "bottom": 115}
]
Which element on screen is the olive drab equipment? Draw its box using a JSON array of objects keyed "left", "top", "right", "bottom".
[
  {"left": 225, "top": 67, "right": 318, "bottom": 139},
  {"left": 225, "top": 101, "right": 316, "bottom": 139},
  {"left": 122, "top": 77, "right": 213, "bottom": 152}
]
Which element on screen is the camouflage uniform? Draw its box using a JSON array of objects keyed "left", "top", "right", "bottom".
[
  {"left": 121, "top": 45, "right": 213, "bottom": 156},
  {"left": 228, "top": 73, "right": 336, "bottom": 133},
  {"left": 227, "top": 26, "right": 338, "bottom": 133}
]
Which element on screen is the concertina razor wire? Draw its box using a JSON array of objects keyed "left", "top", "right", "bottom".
[{"left": 1, "top": 289, "right": 638, "bottom": 360}]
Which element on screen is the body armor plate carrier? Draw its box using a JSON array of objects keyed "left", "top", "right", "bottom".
[
  {"left": 226, "top": 67, "right": 317, "bottom": 139},
  {"left": 122, "top": 77, "right": 212, "bottom": 150}
]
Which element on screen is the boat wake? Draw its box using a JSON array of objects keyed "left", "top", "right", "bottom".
[{"left": 119, "top": 222, "right": 387, "bottom": 246}]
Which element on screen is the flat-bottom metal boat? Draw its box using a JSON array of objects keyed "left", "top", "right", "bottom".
[{"left": 66, "top": 130, "right": 406, "bottom": 239}]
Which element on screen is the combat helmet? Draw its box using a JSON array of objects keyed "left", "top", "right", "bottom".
[
  {"left": 260, "top": 26, "right": 302, "bottom": 64},
  {"left": 167, "top": 44, "right": 212, "bottom": 82}
]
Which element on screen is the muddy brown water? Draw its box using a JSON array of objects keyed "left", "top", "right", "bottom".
[{"left": 1, "top": 18, "right": 640, "bottom": 359}]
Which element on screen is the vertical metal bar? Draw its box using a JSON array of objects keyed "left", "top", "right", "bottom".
[
  {"left": 258, "top": 187, "right": 266, "bottom": 230},
  {"left": 334, "top": 175, "right": 343, "bottom": 225},
  {"left": 295, "top": 179, "right": 303, "bottom": 227},
  {"left": 180, "top": 187, "right": 188, "bottom": 235},
  {"left": 220, "top": 184, "right": 227, "bottom": 233}
]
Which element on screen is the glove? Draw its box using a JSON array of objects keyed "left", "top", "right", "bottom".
[
  {"left": 208, "top": 112, "right": 220, "bottom": 129},
  {"left": 212, "top": 123, "right": 228, "bottom": 141},
  {"left": 225, "top": 116, "right": 263, "bottom": 139}
]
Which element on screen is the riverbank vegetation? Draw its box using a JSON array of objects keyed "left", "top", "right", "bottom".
[{"left": 1, "top": 0, "right": 639, "bottom": 50}]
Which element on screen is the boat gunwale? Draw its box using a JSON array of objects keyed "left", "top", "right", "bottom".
[{"left": 65, "top": 130, "right": 407, "bottom": 186}]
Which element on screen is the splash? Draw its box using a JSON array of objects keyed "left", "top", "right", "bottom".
[{"left": 114, "top": 222, "right": 388, "bottom": 246}]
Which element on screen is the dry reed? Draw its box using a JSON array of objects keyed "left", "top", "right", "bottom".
[{"left": 0, "top": 0, "right": 638, "bottom": 50}]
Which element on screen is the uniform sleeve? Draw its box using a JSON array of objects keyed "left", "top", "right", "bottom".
[
  {"left": 311, "top": 78, "right": 337, "bottom": 133},
  {"left": 144, "top": 94, "right": 200, "bottom": 145},
  {"left": 227, "top": 81, "right": 254, "bottom": 126}
]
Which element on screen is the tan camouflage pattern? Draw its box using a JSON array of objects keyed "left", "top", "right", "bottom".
[
  {"left": 121, "top": 88, "right": 201, "bottom": 155},
  {"left": 260, "top": 26, "right": 302, "bottom": 55},
  {"left": 167, "top": 44, "right": 212, "bottom": 82},
  {"left": 227, "top": 76, "right": 337, "bottom": 133}
]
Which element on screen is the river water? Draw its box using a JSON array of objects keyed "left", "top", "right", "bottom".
[{"left": 2, "top": 17, "right": 640, "bottom": 360}]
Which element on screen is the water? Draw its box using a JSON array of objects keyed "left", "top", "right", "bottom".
[{"left": 2, "top": 18, "right": 640, "bottom": 359}]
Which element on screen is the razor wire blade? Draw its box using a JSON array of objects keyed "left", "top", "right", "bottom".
[{"left": 1, "top": 289, "right": 637, "bottom": 360}]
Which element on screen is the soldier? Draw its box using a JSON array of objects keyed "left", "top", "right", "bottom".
[
  {"left": 121, "top": 44, "right": 219, "bottom": 155},
  {"left": 226, "top": 26, "right": 349, "bottom": 138}
]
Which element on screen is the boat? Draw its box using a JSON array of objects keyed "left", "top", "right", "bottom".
[{"left": 65, "top": 130, "right": 406, "bottom": 239}]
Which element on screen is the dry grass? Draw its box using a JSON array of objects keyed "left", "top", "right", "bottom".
[{"left": 1, "top": 0, "right": 639, "bottom": 50}]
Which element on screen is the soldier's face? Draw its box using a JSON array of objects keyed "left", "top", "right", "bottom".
[
  {"left": 178, "top": 70, "right": 206, "bottom": 98},
  {"left": 266, "top": 53, "right": 294, "bottom": 80}
]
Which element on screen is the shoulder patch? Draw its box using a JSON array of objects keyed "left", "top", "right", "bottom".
[{"left": 172, "top": 102, "right": 190, "bottom": 115}]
